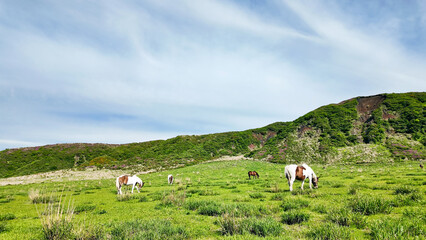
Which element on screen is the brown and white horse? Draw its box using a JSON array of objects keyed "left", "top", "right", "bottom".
[
  {"left": 116, "top": 175, "right": 144, "bottom": 195},
  {"left": 248, "top": 171, "right": 259, "bottom": 179},
  {"left": 168, "top": 174, "right": 174, "bottom": 185},
  {"left": 285, "top": 164, "right": 319, "bottom": 191}
]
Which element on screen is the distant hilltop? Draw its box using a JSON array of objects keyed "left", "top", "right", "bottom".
[{"left": 1, "top": 92, "right": 424, "bottom": 178}]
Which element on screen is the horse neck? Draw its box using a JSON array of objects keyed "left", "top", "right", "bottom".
[{"left": 310, "top": 170, "right": 317, "bottom": 179}]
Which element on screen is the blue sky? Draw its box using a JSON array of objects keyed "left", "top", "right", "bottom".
[{"left": 1, "top": 0, "right": 425, "bottom": 150}]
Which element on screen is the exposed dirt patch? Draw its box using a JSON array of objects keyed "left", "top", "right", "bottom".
[
  {"left": 252, "top": 132, "right": 277, "bottom": 146},
  {"left": 0, "top": 168, "right": 155, "bottom": 186},
  {"left": 298, "top": 125, "right": 313, "bottom": 137},
  {"left": 356, "top": 95, "right": 386, "bottom": 122},
  {"left": 382, "top": 112, "right": 397, "bottom": 120},
  {"left": 0, "top": 156, "right": 248, "bottom": 186}
]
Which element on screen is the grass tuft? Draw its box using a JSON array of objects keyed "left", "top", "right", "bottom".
[
  {"left": 370, "top": 217, "right": 425, "bottom": 239},
  {"left": 307, "top": 223, "right": 351, "bottom": 240},
  {"left": 0, "top": 213, "right": 16, "bottom": 221},
  {"left": 348, "top": 194, "right": 392, "bottom": 215},
  {"left": 281, "top": 210, "right": 310, "bottom": 225},
  {"left": 110, "top": 219, "right": 188, "bottom": 240}
]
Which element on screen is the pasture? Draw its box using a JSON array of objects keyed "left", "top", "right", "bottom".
[{"left": 0, "top": 160, "right": 424, "bottom": 239}]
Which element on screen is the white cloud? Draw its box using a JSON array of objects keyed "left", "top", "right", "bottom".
[{"left": 0, "top": 0, "right": 425, "bottom": 150}]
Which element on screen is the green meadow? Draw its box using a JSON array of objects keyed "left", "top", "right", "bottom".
[{"left": 0, "top": 160, "right": 425, "bottom": 239}]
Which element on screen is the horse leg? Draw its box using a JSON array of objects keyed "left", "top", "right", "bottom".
[
  {"left": 301, "top": 180, "right": 305, "bottom": 190},
  {"left": 289, "top": 179, "right": 294, "bottom": 191},
  {"left": 131, "top": 184, "right": 135, "bottom": 193},
  {"left": 309, "top": 177, "right": 313, "bottom": 189}
]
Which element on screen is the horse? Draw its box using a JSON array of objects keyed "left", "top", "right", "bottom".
[
  {"left": 285, "top": 164, "right": 319, "bottom": 191},
  {"left": 116, "top": 175, "right": 144, "bottom": 195},
  {"left": 168, "top": 174, "right": 174, "bottom": 185},
  {"left": 248, "top": 171, "right": 259, "bottom": 179}
]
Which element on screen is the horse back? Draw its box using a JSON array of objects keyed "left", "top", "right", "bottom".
[
  {"left": 295, "top": 166, "right": 306, "bottom": 180},
  {"left": 118, "top": 175, "right": 129, "bottom": 185}
]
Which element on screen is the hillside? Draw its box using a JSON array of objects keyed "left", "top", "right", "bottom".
[{"left": 1, "top": 92, "right": 424, "bottom": 178}]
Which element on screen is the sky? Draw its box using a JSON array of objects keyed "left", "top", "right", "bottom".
[{"left": 1, "top": 0, "right": 425, "bottom": 151}]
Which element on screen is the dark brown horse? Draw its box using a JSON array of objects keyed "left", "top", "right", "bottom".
[{"left": 248, "top": 171, "right": 259, "bottom": 179}]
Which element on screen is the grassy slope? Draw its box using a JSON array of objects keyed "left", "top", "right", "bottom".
[
  {"left": 0, "top": 160, "right": 424, "bottom": 239},
  {"left": 0, "top": 92, "right": 424, "bottom": 178}
]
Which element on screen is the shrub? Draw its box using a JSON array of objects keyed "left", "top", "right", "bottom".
[
  {"left": 307, "top": 223, "right": 351, "bottom": 240},
  {"left": 281, "top": 210, "right": 310, "bottom": 225},
  {"left": 0, "top": 213, "right": 16, "bottom": 221},
  {"left": 348, "top": 195, "right": 392, "bottom": 215},
  {"left": 370, "top": 218, "right": 425, "bottom": 240},
  {"left": 110, "top": 219, "right": 188, "bottom": 240}
]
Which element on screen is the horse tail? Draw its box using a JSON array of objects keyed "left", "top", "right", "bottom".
[
  {"left": 116, "top": 177, "right": 121, "bottom": 191},
  {"left": 284, "top": 166, "right": 290, "bottom": 180}
]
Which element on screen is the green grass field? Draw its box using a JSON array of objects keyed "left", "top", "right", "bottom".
[{"left": 0, "top": 160, "right": 425, "bottom": 239}]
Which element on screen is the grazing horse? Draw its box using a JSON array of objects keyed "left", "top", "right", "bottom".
[
  {"left": 285, "top": 164, "right": 319, "bottom": 191},
  {"left": 168, "top": 174, "right": 174, "bottom": 185},
  {"left": 116, "top": 175, "right": 144, "bottom": 195},
  {"left": 248, "top": 171, "right": 259, "bottom": 179}
]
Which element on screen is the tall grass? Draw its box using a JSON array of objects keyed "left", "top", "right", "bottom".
[
  {"left": 326, "top": 208, "right": 351, "bottom": 226},
  {"left": 280, "top": 198, "right": 309, "bottom": 211},
  {"left": 370, "top": 217, "right": 425, "bottom": 239},
  {"left": 159, "top": 190, "right": 186, "bottom": 207},
  {"left": 348, "top": 194, "right": 392, "bottom": 215},
  {"left": 110, "top": 219, "right": 188, "bottom": 240},
  {"left": 217, "top": 213, "right": 282, "bottom": 237},
  {"left": 393, "top": 185, "right": 417, "bottom": 195},
  {"left": 281, "top": 210, "right": 310, "bottom": 225},
  {"left": 0, "top": 213, "right": 16, "bottom": 221},
  {"left": 307, "top": 223, "right": 351, "bottom": 240},
  {"left": 0, "top": 222, "right": 7, "bottom": 233},
  {"left": 29, "top": 189, "right": 59, "bottom": 204},
  {"left": 184, "top": 200, "right": 269, "bottom": 217},
  {"left": 39, "top": 198, "right": 75, "bottom": 240}
]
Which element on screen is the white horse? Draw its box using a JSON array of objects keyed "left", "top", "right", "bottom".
[
  {"left": 168, "top": 174, "right": 174, "bottom": 185},
  {"left": 285, "top": 164, "right": 319, "bottom": 191},
  {"left": 116, "top": 175, "right": 144, "bottom": 195}
]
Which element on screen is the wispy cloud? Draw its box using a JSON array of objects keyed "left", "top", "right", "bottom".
[{"left": 0, "top": 1, "right": 425, "bottom": 150}]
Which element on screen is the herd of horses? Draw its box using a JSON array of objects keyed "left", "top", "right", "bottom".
[{"left": 116, "top": 163, "right": 319, "bottom": 194}]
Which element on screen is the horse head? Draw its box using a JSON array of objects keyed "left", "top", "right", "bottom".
[
  {"left": 312, "top": 176, "right": 319, "bottom": 188},
  {"left": 138, "top": 180, "right": 144, "bottom": 189}
]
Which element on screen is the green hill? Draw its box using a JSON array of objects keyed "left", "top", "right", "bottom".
[{"left": 1, "top": 92, "right": 424, "bottom": 178}]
